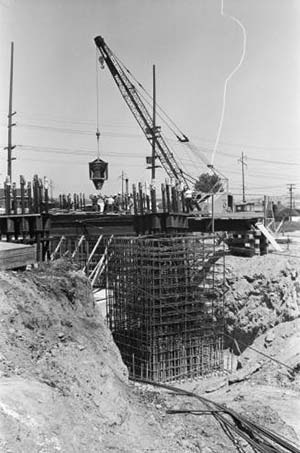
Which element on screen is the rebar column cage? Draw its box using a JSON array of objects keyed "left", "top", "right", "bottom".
[{"left": 105, "top": 234, "right": 225, "bottom": 382}]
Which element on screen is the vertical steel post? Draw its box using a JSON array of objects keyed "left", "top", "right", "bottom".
[
  {"left": 263, "top": 195, "right": 267, "bottom": 226},
  {"left": 151, "top": 64, "right": 156, "bottom": 181},
  {"left": 20, "top": 175, "right": 25, "bottom": 214}
]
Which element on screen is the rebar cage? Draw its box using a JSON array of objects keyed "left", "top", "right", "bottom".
[{"left": 105, "top": 234, "right": 225, "bottom": 382}]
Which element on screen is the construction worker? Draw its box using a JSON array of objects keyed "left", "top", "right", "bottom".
[
  {"left": 184, "top": 188, "right": 193, "bottom": 212},
  {"left": 97, "top": 195, "right": 105, "bottom": 213}
]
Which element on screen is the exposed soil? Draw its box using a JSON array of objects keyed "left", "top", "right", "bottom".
[
  {"left": 0, "top": 248, "right": 300, "bottom": 452},
  {"left": 0, "top": 260, "right": 236, "bottom": 452},
  {"left": 224, "top": 251, "right": 300, "bottom": 348},
  {"left": 0, "top": 261, "right": 172, "bottom": 452}
]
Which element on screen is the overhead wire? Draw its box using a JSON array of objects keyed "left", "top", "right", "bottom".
[
  {"left": 17, "top": 144, "right": 146, "bottom": 158},
  {"left": 113, "top": 52, "right": 187, "bottom": 140},
  {"left": 168, "top": 139, "right": 202, "bottom": 173},
  {"left": 103, "top": 48, "right": 194, "bottom": 180},
  {"left": 4, "top": 116, "right": 300, "bottom": 158},
  {"left": 111, "top": 47, "right": 208, "bottom": 183},
  {"left": 15, "top": 144, "right": 299, "bottom": 189},
  {"left": 2, "top": 116, "right": 300, "bottom": 168},
  {"left": 18, "top": 156, "right": 145, "bottom": 168},
  {"left": 14, "top": 142, "right": 299, "bottom": 175},
  {"left": 14, "top": 122, "right": 146, "bottom": 140},
  {"left": 2, "top": 109, "right": 300, "bottom": 153},
  {"left": 191, "top": 133, "right": 300, "bottom": 152},
  {"left": 112, "top": 50, "right": 220, "bottom": 183},
  {"left": 167, "top": 137, "right": 300, "bottom": 170}
]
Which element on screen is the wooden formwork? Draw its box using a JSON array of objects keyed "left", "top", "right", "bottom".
[{"left": 49, "top": 234, "right": 110, "bottom": 288}]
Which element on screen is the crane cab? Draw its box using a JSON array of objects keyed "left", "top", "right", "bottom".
[{"left": 89, "top": 158, "right": 108, "bottom": 190}]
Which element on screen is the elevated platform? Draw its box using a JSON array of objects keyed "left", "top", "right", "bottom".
[
  {"left": 49, "top": 212, "right": 135, "bottom": 236},
  {"left": 48, "top": 211, "right": 264, "bottom": 237},
  {"left": 188, "top": 212, "right": 264, "bottom": 233}
]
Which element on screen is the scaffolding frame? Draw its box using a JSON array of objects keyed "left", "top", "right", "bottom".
[{"left": 105, "top": 234, "right": 225, "bottom": 382}]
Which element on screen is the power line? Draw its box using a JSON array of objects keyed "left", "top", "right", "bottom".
[
  {"left": 1, "top": 112, "right": 139, "bottom": 130},
  {"left": 3, "top": 110, "right": 300, "bottom": 155},
  {"left": 13, "top": 122, "right": 148, "bottom": 140},
  {"left": 17, "top": 144, "right": 145, "bottom": 158},
  {"left": 190, "top": 134, "right": 300, "bottom": 152},
  {"left": 15, "top": 156, "right": 146, "bottom": 168},
  {"left": 14, "top": 144, "right": 300, "bottom": 183},
  {"left": 2, "top": 119, "right": 300, "bottom": 167},
  {"left": 170, "top": 139, "right": 300, "bottom": 167}
]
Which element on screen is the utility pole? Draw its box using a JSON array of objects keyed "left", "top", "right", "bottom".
[
  {"left": 49, "top": 179, "right": 54, "bottom": 201},
  {"left": 287, "top": 183, "right": 296, "bottom": 221},
  {"left": 119, "top": 171, "right": 127, "bottom": 209},
  {"left": 238, "top": 152, "right": 247, "bottom": 203},
  {"left": 121, "top": 170, "right": 124, "bottom": 203},
  {"left": 5, "top": 42, "right": 16, "bottom": 180},
  {"left": 151, "top": 64, "right": 156, "bottom": 182}
]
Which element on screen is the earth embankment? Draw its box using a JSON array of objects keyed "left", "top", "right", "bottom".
[{"left": 0, "top": 261, "right": 177, "bottom": 452}]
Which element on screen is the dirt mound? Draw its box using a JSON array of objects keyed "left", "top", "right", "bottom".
[
  {"left": 224, "top": 253, "right": 300, "bottom": 348},
  {"left": 0, "top": 262, "right": 177, "bottom": 452}
]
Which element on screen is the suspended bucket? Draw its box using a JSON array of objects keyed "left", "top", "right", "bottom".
[{"left": 89, "top": 158, "right": 108, "bottom": 190}]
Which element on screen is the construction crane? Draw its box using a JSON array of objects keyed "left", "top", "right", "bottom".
[{"left": 94, "top": 35, "right": 196, "bottom": 188}]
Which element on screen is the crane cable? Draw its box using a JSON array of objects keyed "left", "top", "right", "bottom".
[
  {"left": 96, "top": 49, "right": 101, "bottom": 159},
  {"left": 98, "top": 46, "right": 218, "bottom": 180},
  {"left": 113, "top": 53, "right": 221, "bottom": 176},
  {"left": 99, "top": 48, "right": 193, "bottom": 179},
  {"left": 113, "top": 46, "right": 218, "bottom": 179},
  {"left": 113, "top": 51, "right": 187, "bottom": 141}
]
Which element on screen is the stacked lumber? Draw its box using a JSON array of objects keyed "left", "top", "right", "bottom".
[{"left": 0, "top": 242, "right": 36, "bottom": 270}]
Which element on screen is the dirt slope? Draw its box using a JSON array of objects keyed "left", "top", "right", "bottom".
[
  {"left": 0, "top": 261, "right": 177, "bottom": 452},
  {"left": 224, "top": 252, "right": 300, "bottom": 348}
]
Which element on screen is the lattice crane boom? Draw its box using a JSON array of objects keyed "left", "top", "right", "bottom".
[{"left": 94, "top": 36, "right": 193, "bottom": 187}]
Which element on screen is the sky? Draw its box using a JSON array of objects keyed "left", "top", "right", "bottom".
[{"left": 0, "top": 0, "right": 300, "bottom": 201}]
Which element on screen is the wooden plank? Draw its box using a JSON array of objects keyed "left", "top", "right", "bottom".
[
  {"left": 255, "top": 222, "right": 282, "bottom": 251},
  {"left": 83, "top": 234, "right": 103, "bottom": 273},
  {"left": 0, "top": 242, "right": 36, "bottom": 270}
]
